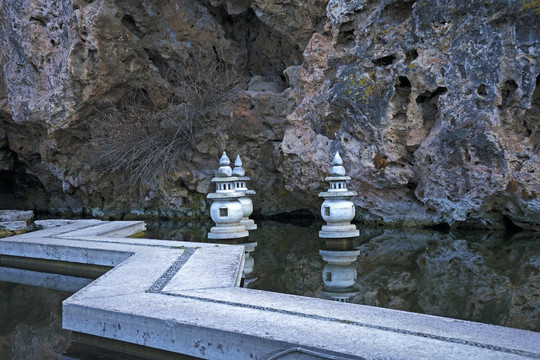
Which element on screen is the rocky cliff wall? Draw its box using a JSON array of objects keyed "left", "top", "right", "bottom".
[{"left": 0, "top": 0, "right": 538, "bottom": 229}]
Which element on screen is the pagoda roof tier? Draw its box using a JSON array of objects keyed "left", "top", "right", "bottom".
[
  {"left": 211, "top": 176, "right": 240, "bottom": 182},
  {"left": 325, "top": 176, "right": 351, "bottom": 182},
  {"left": 318, "top": 190, "right": 357, "bottom": 198},
  {"left": 207, "top": 192, "right": 244, "bottom": 199}
]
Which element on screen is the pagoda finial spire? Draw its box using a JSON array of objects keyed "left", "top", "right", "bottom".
[
  {"left": 331, "top": 152, "right": 346, "bottom": 176},
  {"left": 218, "top": 152, "right": 232, "bottom": 177},
  {"left": 233, "top": 155, "right": 245, "bottom": 176}
]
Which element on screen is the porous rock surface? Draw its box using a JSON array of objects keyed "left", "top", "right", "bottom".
[{"left": 0, "top": 0, "right": 538, "bottom": 228}]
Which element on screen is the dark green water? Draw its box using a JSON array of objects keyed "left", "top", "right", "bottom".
[
  {"left": 0, "top": 282, "right": 195, "bottom": 360},
  {"left": 0, "top": 283, "right": 71, "bottom": 359}
]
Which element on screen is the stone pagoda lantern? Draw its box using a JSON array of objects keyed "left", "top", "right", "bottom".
[
  {"left": 207, "top": 152, "right": 248, "bottom": 240},
  {"left": 318, "top": 152, "right": 360, "bottom": 302},
  {"left": 232, "top": 155, "right": 257, "bottom": 231},
  {"left": 318, "top": 152, "right": 359, "bottom": 239}
]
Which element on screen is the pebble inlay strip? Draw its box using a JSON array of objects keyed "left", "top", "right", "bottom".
[
  {"left": 147, "top": 247, "right": 196, "bottom": 293},
  {"left": 167, "top": 293, "right": 540, "bottom": 359}
]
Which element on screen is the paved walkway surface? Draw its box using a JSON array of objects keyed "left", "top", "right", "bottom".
[{"left": 0, "top": 220, "right": 539, "bottom": 360}]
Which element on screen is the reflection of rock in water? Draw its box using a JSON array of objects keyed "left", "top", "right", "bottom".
[
  {"left": 417, "top": 238, "right": 511, "bottom": 325},
  {"left": 416, "top": 232, "right": 540, "bottom": 330},
  {"left": 351, "top": 230, "right": 432, "bottom": 313},
  {"left": 353, "top": 230, "right": 540, "bottom": 331},
  {"left": 145, "top": 220, "right": 540, "bottom": 330},
  {"left": 144, "top": 220, "right": 210, "bottom": 242},
  {"left": 0, "top": 282, "right": 71, "bottom": 359}
]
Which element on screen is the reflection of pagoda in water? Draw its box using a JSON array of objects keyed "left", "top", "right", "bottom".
[
  {"left": 318, "top": 152, "right": 360, "bottom": 302},
  {"left": 320, "top": 239, "right": 360, "bottom": 302},
  {"left": 241, "top": 241, "right": 257, "bottom": 278}
]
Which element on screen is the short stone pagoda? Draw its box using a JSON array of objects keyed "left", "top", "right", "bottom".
[
  {"left": 207, "top": 152, "right": 249, "bottom": 240},
  {"left": 318, "top": 152, "right": 359, "bottom": 238},
  {"left": 318, "top": 152, "right": 360, "bottom": 302},
  {"left": 232, "top": 155, "right": 257, "bottom": 231}
]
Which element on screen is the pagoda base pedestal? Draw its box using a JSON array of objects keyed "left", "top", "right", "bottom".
[
  {"left": 240, "top": 218, "right": 257, "bottom": 231},
  {"left": 208, "top": 224, "right": 248, "bottom": 239},
  {"left": 319, "top": 224, "right": 359, "bottom": 238}
]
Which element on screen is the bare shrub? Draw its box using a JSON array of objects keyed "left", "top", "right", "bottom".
[{"left": 90, "top": 54, "right": 241, "bottom": 187}]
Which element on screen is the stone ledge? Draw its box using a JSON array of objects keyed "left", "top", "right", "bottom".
[
  {"left": 0, "top": 210, "right": 34, "bottom": 222},
  {"left": 0, "top": 210, "right": 35, "bottom": 232}
]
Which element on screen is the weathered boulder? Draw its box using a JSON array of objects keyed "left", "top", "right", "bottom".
[{"left": 0, "top": 0, "right": 538, "bottom": 228}]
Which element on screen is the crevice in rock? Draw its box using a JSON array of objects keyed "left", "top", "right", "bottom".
[
  {"left": 390, "top": 75, "right": 413, "bottom": 166},
  {"left": 381, "top": 0, "right": 415, "bottom": 24},
  {"left": 319, "top": 112, "right": 343, "bottom": 139},
  {"left": 476, "top": 84, "right": 487, "bottom": 96},
  {"left": 522, "top": 73, "right": 539, "bottom": 148},
  {"left": 429, "top": 222, "right": 451, "bottom": 233},
  {"left": 337, "top": 21, "right": 356, "bottom": 47},
  {"left": 405, "top": 49, "right": 418, "bottom": 63},
  {"left": 28, "top": 16, "right": 46, "bottom": 26},
  {"left": 121, "top": 14, "right": 142, "bottom": 38},
  {"left": 373, "top": 54, "right": 397, "bottom": 67},
  {"left": 206, "top": 5, "right": 302, "bottom": 87},
  {"left": 269, "top": 209, "right": 316, "bottom": 227},
  {"left": 398, "top": 76, "right": 411, "bottom": 90},
  {"left": 0, "top": 165, "right": 49, "bottom": 211},
  {"left": 416, "top": 86, "right": 447, "bottom": 131},
  {"left": 143, "top": 50, "right": 170, "bottom": 80},
  {"left": 405, "top": 144, "right": 418, "bottom": 165},
  {"left": 503, "top": 215, "right": 523, "bottom": 236},
  {"left": 476, "top": 83, "right": 488, "bottom": 109},
  {"left": 500, "top": 79, "right": 518, "bottom": 108},
  {"left": 73, "top": 0, "right": 96, "bottom": 11}
]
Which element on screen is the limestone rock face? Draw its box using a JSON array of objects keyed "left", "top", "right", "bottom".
[
  {"left": 0, "top": 0, "right": 538, "bottom": 228},
  {"left": 279, "top": 0, "right": 540, "bottom": 229}
]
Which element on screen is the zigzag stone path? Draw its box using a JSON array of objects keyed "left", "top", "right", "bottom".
[{"left": 0, "top": 220, "right": 539, "bottom": 359}]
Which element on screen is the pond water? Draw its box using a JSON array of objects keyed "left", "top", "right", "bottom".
[
  {"left": 0, "top": 282, "right": 199, "bottom": 360},
  {"left": 0, "top": 282, "right": 71, "bottom": 359},
  {"left": 1, "top": 219, "right": 538, "bottom": 359},
  {"left": 145, "top": 219, "right": 540, "bottom": 331}
]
